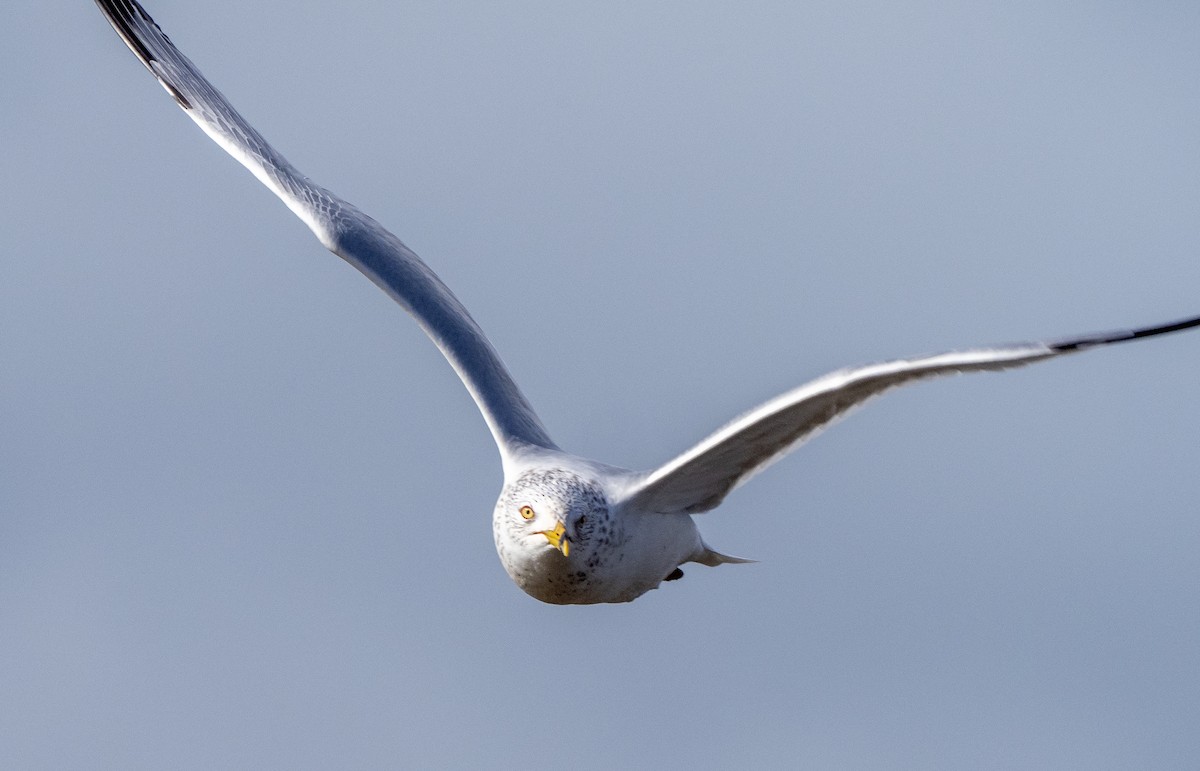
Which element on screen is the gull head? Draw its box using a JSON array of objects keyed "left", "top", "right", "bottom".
[{"left": 492, "top": 468, "right": 619, "bottom": 604}]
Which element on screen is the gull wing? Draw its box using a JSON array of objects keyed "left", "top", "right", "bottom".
[
  {"left": 623, "top": 316, "right": 1200, "bottom": 515},
  {"left": 93, "top": 0, "right": 557, "bottom": 461}
]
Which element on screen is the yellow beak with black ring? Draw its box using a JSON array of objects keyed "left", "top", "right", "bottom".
[{"left": 537, "top": 522, "right": 570, "bottom": 557}]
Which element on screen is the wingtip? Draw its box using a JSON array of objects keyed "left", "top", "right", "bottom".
[
  {"left": 95, "top": 0, "right": 194, "bottom": 109},
  {"left": 1049, "top": 313, "right": 1200, "bottom": 352}
]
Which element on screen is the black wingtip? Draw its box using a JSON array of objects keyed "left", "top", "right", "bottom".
[
  {"left": 95, "top": 0, "right": 192, "bottom": 109},
  {"left": 95, "top": 0, "right": 155, "bottom": 68},
  {"left": 1049, "top": 313, "right": 1200, "bottom": 352}
]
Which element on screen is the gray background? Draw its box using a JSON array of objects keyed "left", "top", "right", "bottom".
[{"left": 4, "top": 1, "right": 1200, "bottom": 768}]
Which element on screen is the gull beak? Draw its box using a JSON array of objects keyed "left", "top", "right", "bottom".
[{"left": 537, "top": 522, "right": 570, "bottom": 557}]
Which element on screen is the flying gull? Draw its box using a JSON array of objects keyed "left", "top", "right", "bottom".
[{"left": 94, "top": 0, "right": 1200, "bottom": 604}]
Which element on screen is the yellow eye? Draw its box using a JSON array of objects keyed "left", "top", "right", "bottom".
[{"left": 519, "top": 505, "right": 535, "bottom": 520}]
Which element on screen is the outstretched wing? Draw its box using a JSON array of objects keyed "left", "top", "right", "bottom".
[
  {"left": 623, "top": 315, "right": 1200, "bottom": 515},
  {"left": 93, "top": 0, "right": 557, "bottom": 461}
]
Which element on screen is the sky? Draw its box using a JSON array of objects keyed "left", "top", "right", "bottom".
[{"left": 4, "top": 1, "right": 1200, "bottom": 768}]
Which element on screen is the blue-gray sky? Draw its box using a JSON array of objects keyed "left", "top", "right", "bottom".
[{"left": 4, "top": 2, "right": 1200, "bottom": 768}]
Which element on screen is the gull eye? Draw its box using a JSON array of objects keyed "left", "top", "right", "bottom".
[{"left": 519, "top": 505, "right": 536, "bottom": 520}]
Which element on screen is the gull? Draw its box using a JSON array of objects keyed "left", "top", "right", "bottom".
[{"left": 94, "top": 0, "right": 1200, "bottom": 604}]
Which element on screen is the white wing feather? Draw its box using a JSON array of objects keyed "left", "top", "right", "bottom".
[
  {"left": 625, "top": 314, "right": 1200, "bottom": 515},
  {"left": 94, "top": 0, "right": 557, "bottom": 463}
]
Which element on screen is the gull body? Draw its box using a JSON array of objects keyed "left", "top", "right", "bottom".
[
  {"left": 492, "top": 451, "right": 743, "bottom": 604},
  {"left": 94, "top": 0, "right": 1200, "bottom": 604}
]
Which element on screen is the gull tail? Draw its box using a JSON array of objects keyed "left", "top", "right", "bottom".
[{"left": 694, "top": 542, "right": 756, "bottom": 567}]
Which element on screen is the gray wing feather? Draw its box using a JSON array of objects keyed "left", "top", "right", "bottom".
[
  {"left": 94, "top": 0, "right": 557, "bottom": 459},
  {"left": 625, "top": 314, "right": 1200, "bottom": 515}
]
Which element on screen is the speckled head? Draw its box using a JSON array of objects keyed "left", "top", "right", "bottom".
[{"left": 492, "top": 468, "right": 620, "bottom": 604}]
